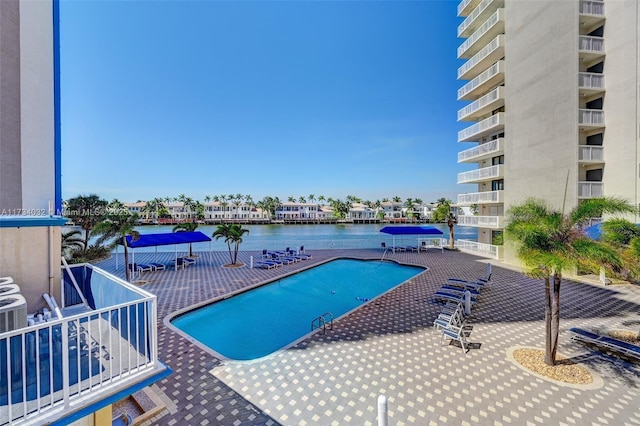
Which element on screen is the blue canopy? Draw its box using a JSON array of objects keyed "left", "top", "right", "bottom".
[
  {"left": 118, "top": 231, "right": 211, "bottom": 248},
  {"left": 379, "top": 226, "right": 444, "bottom": 236}
]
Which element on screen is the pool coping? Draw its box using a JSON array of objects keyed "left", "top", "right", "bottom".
[{"left": 163, "top": 256, "right": 428, "bottom": 363}]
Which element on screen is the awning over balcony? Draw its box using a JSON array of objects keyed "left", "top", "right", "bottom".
[{"left": 117, "top": 231, "right": 211, "bottom": 248}]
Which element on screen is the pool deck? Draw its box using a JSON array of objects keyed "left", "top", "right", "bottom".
[{"left": 96, "top": 249, "right": 640, "bottom": 425}]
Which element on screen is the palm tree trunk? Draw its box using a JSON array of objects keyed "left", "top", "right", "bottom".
[
  {"left": 543, "top": 275, "right": 553, "bottom": 365},
  {"left": 226, "top": 243, "right": 233, "bottom": 265},
  {"left": 123, "top": 237, "right": 131, "bottom": 282},
  {"left": 550, "top": 272, "right": 562, "bottom": 365}
]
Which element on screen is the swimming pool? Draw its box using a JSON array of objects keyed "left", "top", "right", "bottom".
[{"left": 170, "top": 259, "right": 424, "bottom": 360}]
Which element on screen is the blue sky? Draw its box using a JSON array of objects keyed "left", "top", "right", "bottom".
[{"left": 61, "top": 0, "right": 465, "bottom": 205}]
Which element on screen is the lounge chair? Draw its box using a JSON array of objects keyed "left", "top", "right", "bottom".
[
  {"left": 442, "top": 323, "right": 470, "bottom": 353},
  {"left": 569, "top": 327, "right": 640, "bottom": 360},
  {"left": 440, "top": 284, "right": 481, "bottom": 296},
  {"left": 436, "top": 286, "right": 478, "bottom": 301},
  {"left": 406, "top": 246, "right": 419, "bottom": 252},
  {"left": 254, "top": 260, "right": 277, "bottom": 269},
  {"left": 149, "top": 262, "right": 166, "bottom": 271}
]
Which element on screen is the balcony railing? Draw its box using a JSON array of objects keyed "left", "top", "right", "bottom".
[
  {"left": 578, "top": 145, "right": 604, "bottom": 162},
  {"left": 458, "top": 138, "right": 503, "bottom": 163},
  {"left": 458, "top": 60, "right": 504, "bottom": 100},
  {"left": 458, "top": 112, "right": 504, "bottom": 142},
  {"left": 579, "top": 0, "right": 604, "bottom": 16},
  {"left": 578, "top": 72, "right": 605, "bottom": 90},
  {"left": 457, "top": 0, "right": 503, "bottom": 37},
  {"left": 458, "top": 9, "right": 503, "bottom": 58},
  {"left": 456, "top": 239, "right": 503, "bottom": 259},
  {"left": 0, "top": 264, "right": 163, "bottom": 425},
  {"left": 579, "top": 35, "right": 605, "bottom": 53},
  {"left": 458, "top": 0, "right": 481, "bottom": 17},
  {"left": 457, "top": 164, "right": 503, "bottom": 184},
  {"left": 578, "top": 181, "right": 603, "bottom": 198},
  {"left": 458, "top": 86, "right": 504, "bottom": 121},
  {"left": 457, "top": 190, "right": 503, "bottom": 205},
  {"left": 578, "top": 109, "right": 605, "bottom": 127},
  {"left": 457, "top": 215, "right": 503, "bottom": 228},
  {"left": 458, "top": 35, "right": 504, "bottom": 80}
]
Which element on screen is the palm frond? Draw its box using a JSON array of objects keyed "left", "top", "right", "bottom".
[{"left": 570, "top": 197, "right": 636, "bottom": 226}]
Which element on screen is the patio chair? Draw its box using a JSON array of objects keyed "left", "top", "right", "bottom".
[
  {"left": 442, "top": 323, "right": 470, "bottom": 353},
  {"left": 569, "top": 327, "right": 640, "bottom": 360},
  {"left": 433, "top": 302, "right": 466, "bottom": 332}
]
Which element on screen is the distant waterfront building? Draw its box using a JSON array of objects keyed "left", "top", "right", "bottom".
[
  {"left": 0, "top": 1, "right": 168, "bottom": 424},
  {"left": 455, "top": 0, "right": 640, "bottom": 261}
]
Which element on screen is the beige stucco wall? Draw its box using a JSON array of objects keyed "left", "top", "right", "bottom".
[
  {"left": 601, "top": 0, "right": 640, "bottom": 223},
  {"left": 20, "top": 0, "right": 56, "bottom": 212},
  {"left": 503, "top": 0, "right": 580, "bottom": 215},
  {"left": 0, "top": 226, "right": 62, "bottom": 313}
]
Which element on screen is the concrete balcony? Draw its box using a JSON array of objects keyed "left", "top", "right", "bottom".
[
  {"left": 458, "top": 0, "right": 504, "bottom": 38},
  {"left": 578, "top": 145, "right": 604, "bottom": 163},
  {"left": 458, "top": 86, "right": 504, "bottom": 121},
  {"left": 579, "top": 72, "right": 605, "bottom": 96},
  {"left": 456, "top": 239, "right": 503, "bottom": 260},
  {"left": 579, "top": 0, "right": 605, "bottom": 29},
  {"left": 458, "top": 35, "right": 504, "bottom": 80},
  {"left": 458, "top": 138, "right": 503, "bottom": 163},
  {"left": 457, "top": 215, "right": 504, "bottom": 229},
  {"left": 458, "top": 60, "right": 504, "bottom": 101},
  {"left": 458, "top": 0, "right": 482, "bottom": 17},
  {"left": 458, "top": 8, "right": 504, "bottom": 59},
  {"left": 1, "top": 264, "right": 168, "bottom": 425},
  {"left": 458, "top": 112, "right": 505, "bottom": 142},
  {"left": 578, "top": 181, "right": 603, "bottom": 198},
  {"left": 457, "top": 164, "right": 504, "bottom": 184},
  {"left": 579, "top": 35, "right": 605, "bottom": 63},
  {"left": 457, "top": 190, "right": 504, "bottom": 205},
  {"left": 578, "top": 109, "right": 605, "bottom": 129}
]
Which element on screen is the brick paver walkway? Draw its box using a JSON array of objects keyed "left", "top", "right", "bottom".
[{"left": 97, "top": 248, "right": 640, "bottom": 425}]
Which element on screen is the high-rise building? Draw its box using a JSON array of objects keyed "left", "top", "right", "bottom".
[
  {"left": 0, "top": 2, "right": 169, "bottom": 424},
  {"left": 455, "top": 0, "right": 640, "bottom": 262}
]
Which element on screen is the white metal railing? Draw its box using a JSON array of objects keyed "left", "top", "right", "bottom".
[
  {"left": 457, "top": 190, "right": 503, "bottom": 205},
  {"left": 578, "top": 109, "right": 605, "bottom": 126},
  {"left": 458, "top": 138, "right": 502, "bottom": 162},
  {"left": 458, "top": 35, "right": 503, "bottom": 79},
  {"left": 1, "top": 265, "right": 158, "bottom": 425},
  {"left": 578, "top": 181, "right": 603, "bottom": 198},
  {"left": 578, "top": 145, "right": 604, "bottom": 162},
  {"left": 458, "top": 9, "right": 502, "bottom": 58},
  {"left": 579, "top": 35, "right": 605, "bottom": 53},
  {"left": 458, "top": 112, "right": 504, "bottom": 142},
  {"left": 458, "top": 60, "right": 503, "bottom": 100},
  {"left": 458, "top": 164, "right": 503, "bottom": 184},
  {"left": 579, "top": 72, "right": 604, "bottom": 90},
  {"left": 458, "top": 87, "right": 503, "bottom": 121},
  {"left": 580, "top": 0, "right": 604, "bottom": 16},
  {"left": 456, "top": 215, "right": 503, "bottom": 228},
  {"left": 455, "top": 239, "right": 502, "bottom": 259},
  {"left": 458, "top": 0, "right": 499, "bottom": 37},
  {"left": 457, "top": 0, "right": 478, "bottom": 16}
]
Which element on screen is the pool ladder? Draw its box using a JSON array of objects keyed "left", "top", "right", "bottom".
[{"left": 311, "top": 312, "right": 334, "bottom": 334}]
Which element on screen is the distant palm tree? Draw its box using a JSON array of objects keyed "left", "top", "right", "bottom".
[
  {"left": 173, "top": 222, "right": 199, "bottom": 257},
  {"left": 288, "top": 196, "right": 296, "bottom": 202},
  {"left": 212, "top": 223, "right": 249, "bottom": 265},
  {"left": 65, "top": 194, "right": 109, "bottom": 251},
  {"left": 62, "top": 229, "right": 85, "bottom": 259},
  {"left": 93, "top": 207, "right": 140, "bottom": 282},
  {"left": 308, "top": 194, "right": 316, "bottom": 204}
]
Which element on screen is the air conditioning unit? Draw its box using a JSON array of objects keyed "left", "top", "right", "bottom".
[
  {"left": 0, "top": 294, "right": 28, "bottom": 333},
  {"left": 0, "top": 284, "right": 20, "bottom": 296},
  {"left": 0, "top": 276, "right": 14, "bottom": 286}
]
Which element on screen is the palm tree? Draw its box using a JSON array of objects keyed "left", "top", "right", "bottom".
[
  {"left": 173, "top": 222, "right": 199, "bottom": 257},
  {"left": 93, "top": 207, "right": 141, "bottom": 282},
  {"left": 61, "top": 229, "right": 85, "bottom": 260},
  {"left": 447, "top": 214, "right": 455, "bottom": 249},
  {"left": 65, "top": 194, "right": 109, "bottom": 251},
  {"left": 505, "top": 197, "right": 635, "bottom": 366},
  {"left": 212, "top": 223, "right": 249, "bottom": 265}
]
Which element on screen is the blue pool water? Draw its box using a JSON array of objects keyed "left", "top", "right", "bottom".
[{"left": 171, "top": 259, "right": 423, "bottom": 360}]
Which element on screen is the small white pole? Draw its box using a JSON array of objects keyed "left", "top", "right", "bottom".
[
  {"left": 250, "top": 256, "right": 254, "bottom": 269},
  {"left": 377, "top": 394, "right": 388, "bottom": 426},
  {"left": 487, "top": 262, "right": 492, "bottom": 279}
]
